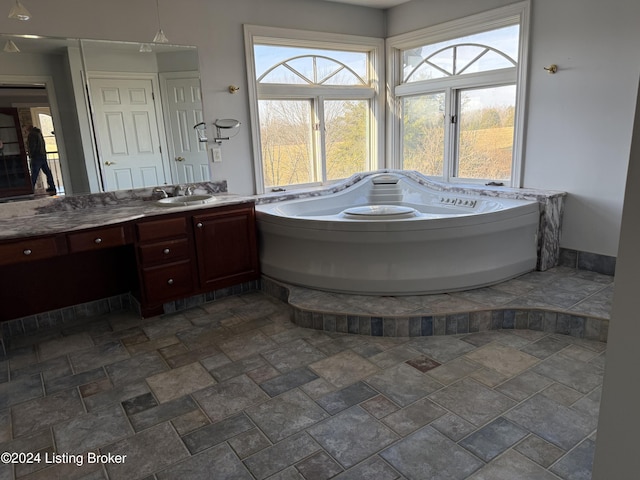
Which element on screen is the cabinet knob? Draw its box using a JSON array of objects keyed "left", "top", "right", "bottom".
[
  {"left": 163, "top": 248, "right": 170, "bottom": 254},
  {"left": 196, "top": 222, "right": 203, "bottom": 228},
  {"left": 167, "top": 278, "right": 174, "bottom": 285},
  {"left": 23, "top": 249, "right": 32, "bottom": 256},
  {"left": 94, "top": 238, "right": 103, "bottom": 244}
]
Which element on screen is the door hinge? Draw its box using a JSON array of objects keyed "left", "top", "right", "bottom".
[{"left": 451, "top": 115, "right": 457, "bottom": 124}]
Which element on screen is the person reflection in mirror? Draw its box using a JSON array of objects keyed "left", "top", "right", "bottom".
[{"left": 27, "top": 125, "right": 56, "bottom": 195}]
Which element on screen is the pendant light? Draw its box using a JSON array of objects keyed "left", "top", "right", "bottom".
[
  {"left": 8, "top": 0, "right": 31, "bottom": 21},
  {"left": 3, "top": 40, "right": 20, "bottom": 53},
  {"left": 152, "top": 0, "right": 168, "bottom": 43}
]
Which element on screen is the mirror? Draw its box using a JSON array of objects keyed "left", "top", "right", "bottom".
[{"left": 0, "top": 34, "right": 208, "bottom": 198}]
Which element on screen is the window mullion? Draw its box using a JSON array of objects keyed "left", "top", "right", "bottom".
[
  {"left": 443, "top": 87, "right": 456, "bottom": 183},
  {"left": 315, "top": 97, "right": 326, "bottom": 183}
]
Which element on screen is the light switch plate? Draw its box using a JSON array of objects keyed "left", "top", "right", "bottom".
[{"left": 210, "top": 145, "right": 222, "bottom": 163}]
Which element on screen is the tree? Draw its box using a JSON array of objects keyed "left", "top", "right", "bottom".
[
  {"left": 259, "top": 100, "right": 312, "bottom": 187},
  {"left": 259, "top": 98, "right": 370, "bottom": 187},
  {"left": 402, "top": 93, "right": 445, "bottom": 175},
  {"left": 325, "top": 100, "right": 368, "bottom": 180}
]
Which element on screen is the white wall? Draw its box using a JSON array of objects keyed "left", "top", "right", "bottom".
[
  {"left": 591, "top": 79, "right": 640, "bottom": 478},
  {"left": 388, "top": 0, "right": 640, "bottom": 257},
  {"left": 2, "top": 0, "right": 636, "bottom": 257}
]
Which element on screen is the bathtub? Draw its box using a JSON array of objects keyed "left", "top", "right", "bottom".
[{"left": 256, "top": 172, "right": 540, "bottom": 295}]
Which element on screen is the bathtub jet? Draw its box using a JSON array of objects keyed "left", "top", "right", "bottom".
[{"left": 256, "top": 172, "right": 540, "bottom": 295}]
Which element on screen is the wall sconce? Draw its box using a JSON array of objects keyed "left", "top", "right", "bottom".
[
  {"left": 214, "top": 119, "right": 241, "bottom": 144},
  {"left": 8, "top": 0, "right": 31, "bottom": 20},
  {"left": 543, "top": 64, "right": 558, "bottom": 74}
]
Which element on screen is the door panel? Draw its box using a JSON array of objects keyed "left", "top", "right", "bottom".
[
  {"left": 113, "top": 169, "right": 134, "bottom": 190},
  {"left": 132, "top": 112, "right": 153, "bottom": 153},
  {"left": 164, "top": 76, "right": 209, "bottom": 184},
  {"left": 105, "top": 113, "right": 128, "bottom": 155},
  {"left": 90, "top": 77, "right": 167, "bottom": 190}
]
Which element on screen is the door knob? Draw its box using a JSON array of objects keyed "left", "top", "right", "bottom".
[
  {"left": 104, "top": 161, "right": 116, "bottom": 166},
  {"left": 175, "top": 156, "right": 186, "bottom": 162}
]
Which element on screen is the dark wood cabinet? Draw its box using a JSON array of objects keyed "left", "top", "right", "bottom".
[
  {"left": 0, "top": 201, "right": 260, "bottom": 322},
  {"left": 0, "top": 235, "right": 62, "bottom": 266},
  {"left": 67, "top": 225, "right": 129, "bottom": 253},
  {"left": 134, "top": 202, "right": 259, "bottom": 317},
  {"left": 135, "top": 214, "right": 195, "bottom": 313},
  {"left": 193, "top": 204, "right": 259, "bottom": 290},
  {"left": 140, "top": 259, "right": 195, "bottom": 306},
  {"left": 0, "top": 231, "right": 136, "bottom": 322}
]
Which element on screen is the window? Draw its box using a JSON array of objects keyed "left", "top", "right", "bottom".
[
  {"left": 388, "top": 2, "right": 530, "bottom": 186},
  {"left": 245, "top": 26, "right": 384, "bottom": 193}
]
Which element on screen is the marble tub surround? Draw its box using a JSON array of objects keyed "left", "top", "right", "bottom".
[
  {"left": 256, "top": 170, "right": 566, "bottom": 271},
  {"left": 0, "top": 290, "right": 604, "bottom": 479},
  {"left": 263, "top": 266, "right": 612, "bottom": 343},
  {"left": 0, "top": 181, "right": 256, "bottom": 240}
]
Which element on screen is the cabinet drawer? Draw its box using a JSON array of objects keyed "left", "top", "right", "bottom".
[
  {"left": 137, "top": 217, "right": 187, "bottom": 242},
  {"left": 0, "top": 237, "right": 59, "bottom": 266},
  {"left": 141, "top": 260, "right": 194, "bottom": 304},
  {"left": 67, "top": 226, "right": 127, "bottom": 253},
  {"left": 138, "top": 238, "right": 190, "bottom": 265}
]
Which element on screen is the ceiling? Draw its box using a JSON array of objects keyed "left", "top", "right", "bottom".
[{"left": 318, "top": 0, "right": 412, "bottom": 9}]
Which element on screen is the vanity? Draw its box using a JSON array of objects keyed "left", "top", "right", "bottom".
[
  {"left": 0, "top": 32, "right": 260, "bottom": 333},
  {"left": 0, "top": 185, "right": 260, "bottom": 324}
]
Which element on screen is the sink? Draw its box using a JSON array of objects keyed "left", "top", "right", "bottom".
[{"left": 156, "top": 194, "right": 216, "bottom": 207}]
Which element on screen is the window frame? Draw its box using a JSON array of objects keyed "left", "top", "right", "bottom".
[
  {"left": 386, "top": 1, "right": 530, "bottom": 186},
  {"left": 244, "top": 25, "right": 385, "bottom": 193}
]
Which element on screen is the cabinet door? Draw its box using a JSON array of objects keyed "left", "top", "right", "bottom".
[{"left": 192, "top": 205, "right": 259, "bottom": 290}]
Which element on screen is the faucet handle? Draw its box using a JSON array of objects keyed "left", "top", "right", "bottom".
[
  {"left": 153, "top": 188, "right": 169, "bottom": 198},
  {"left": 186, "top": 185, "right": 196, "bottom": 196}
]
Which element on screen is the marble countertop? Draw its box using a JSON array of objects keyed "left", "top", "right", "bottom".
[{"left": 0, "top": 192, "right": 254, "bottom": 241}]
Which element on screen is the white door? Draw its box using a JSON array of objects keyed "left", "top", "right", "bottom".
[
  {"left": 90, "top": 77, "right": 168, "bottom": 190},
  {"left": 163, "top": 75, "right": 209, "bottom": 183}
]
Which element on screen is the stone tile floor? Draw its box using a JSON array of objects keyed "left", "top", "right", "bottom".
[{"left": 0, "top": 268, "right": 610, "bottom": 479}]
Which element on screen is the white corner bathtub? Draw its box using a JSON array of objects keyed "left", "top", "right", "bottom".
[{"left": 256, "top": 172, "right": 540, "bottom": 295}]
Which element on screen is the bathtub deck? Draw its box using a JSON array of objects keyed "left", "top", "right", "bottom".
[{"left": 263, "top": 266, "right": 613, "bottom": 342}]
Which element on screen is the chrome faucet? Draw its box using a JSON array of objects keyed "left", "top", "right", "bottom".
[
  {"left": 185, "top": 185, "right": 196, "bottom": 196},
  {"left": 173, "top": 185, "right": 184, "bottom": 197}
]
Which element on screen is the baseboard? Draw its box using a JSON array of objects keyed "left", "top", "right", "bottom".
[{"left": 558, "top": 248, "right": 616, "bottom": 276}]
